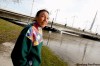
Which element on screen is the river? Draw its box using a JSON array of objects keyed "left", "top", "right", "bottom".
[{"left": 43, "top": 30, "right": 100, "bottom": 66}]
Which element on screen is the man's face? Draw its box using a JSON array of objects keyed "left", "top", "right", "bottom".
[{"left": 36, "top": 11, "right": 49, "bottom": 28}]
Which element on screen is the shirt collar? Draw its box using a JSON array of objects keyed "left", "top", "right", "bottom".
[{"left": 33, "top": 21, "right": 41, "bottom": 30}]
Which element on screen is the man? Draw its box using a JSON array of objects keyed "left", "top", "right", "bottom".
[{"left": 11, "top": 9, "right": 49, "bottom": 66}]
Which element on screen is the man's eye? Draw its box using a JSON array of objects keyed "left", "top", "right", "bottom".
[{"left": 41, "top": 15, "right": 44, "bottom": 17}]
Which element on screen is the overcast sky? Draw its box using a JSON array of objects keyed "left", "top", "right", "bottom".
[{"left": 0, "top": 0, "right": 100, "bottom": 34}]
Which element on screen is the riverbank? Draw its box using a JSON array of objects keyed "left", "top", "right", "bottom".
[{"left": 0, "top": 18, "right": 67, "bottom": 66}]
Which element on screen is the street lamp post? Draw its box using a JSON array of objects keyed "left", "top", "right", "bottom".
[
  {"left": 89, "top": 11, "right": 98, "bottom": 30},
  {"left": 28, "top": 0, "right": 34, "bottom": 23},
  {"left": 72, "top": 16, "right": 75, "bottom": 27},
  {"left": 50, "top": 9, "right": 59, "bottom": 28},
  {"left": 54, "top": 9, "right": 59, "bottom": 22}
]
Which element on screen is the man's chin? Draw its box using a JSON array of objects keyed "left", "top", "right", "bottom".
[{"left": 41, "top": 25, "right": 47, "bottom": 28}]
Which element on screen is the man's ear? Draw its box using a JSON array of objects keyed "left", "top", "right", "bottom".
[{"left": 34, "top": 17, "right": 37, "bottom": 20}]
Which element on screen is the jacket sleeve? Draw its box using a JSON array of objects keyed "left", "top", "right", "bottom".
[{"left": 11, "top": 26, "right": 32, "bottom": 66}]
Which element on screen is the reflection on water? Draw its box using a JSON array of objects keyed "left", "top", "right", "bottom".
[{"left": 43, "top": 31, "right": 100, "bottom": 66}]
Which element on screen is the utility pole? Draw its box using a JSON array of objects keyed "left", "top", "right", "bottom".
[
  {"left": 72, "top": 16, "right": 75, "bottom": 27},
  {"left": 50, "top": 9, "right": 59, "bottom": 28},
  {"left": 89, "top": 11, "right": 98, "bottom": 30},
  {"left": 65, "top": 18, "right": 67, "bottom": 27},
  {"left": 51, "top": 18, "right": 54, "bottom": 28},
  {"left": 54, "top": 9, "right": 59, "bottom": 22},
  {"left": 28, "top": 0, "right": 34, "bottom": 23}
]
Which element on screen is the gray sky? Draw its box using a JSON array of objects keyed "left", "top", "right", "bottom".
[{"left": 0, "top": 0, "right": 100, "bottom": 34}]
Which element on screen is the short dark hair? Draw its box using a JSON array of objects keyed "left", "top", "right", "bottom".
[{"left": 36, "top": 9, "right": 49, "bottom": 17}]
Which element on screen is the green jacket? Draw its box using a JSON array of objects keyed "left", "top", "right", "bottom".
[{"left": 11, "top": 22, "right": 43, "bottom": 66}]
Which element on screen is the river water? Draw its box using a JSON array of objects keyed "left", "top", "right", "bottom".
[{"left": 43, "top": 30, "right": 100, "bottom": 66}]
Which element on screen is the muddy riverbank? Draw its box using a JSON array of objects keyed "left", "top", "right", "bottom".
[{"left": 0, "top": 42, "right": 14, "bottom": 66}]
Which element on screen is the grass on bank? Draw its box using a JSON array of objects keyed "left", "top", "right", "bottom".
[
  {"left": 41, "top": 46, "right": 67, "bottom": 66},
  {"left": 0, "top": 18, "right": 23, "bottom": 43},
  {"left": 0, "top": 18, "right": 67, "bottom": 66}
]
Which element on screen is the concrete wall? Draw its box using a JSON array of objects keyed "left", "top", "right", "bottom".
[{"left": 0, "top": 9, "right": 34, "bottom": 22}]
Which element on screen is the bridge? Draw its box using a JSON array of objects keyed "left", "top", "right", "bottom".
[
  {"left": 0, "top": 8, "right": 34, "bottom": 22},
  {"left": 46, "top": 22, "right": 100, "bottom": 41}
]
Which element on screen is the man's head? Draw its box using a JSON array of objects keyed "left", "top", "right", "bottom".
[{"left": 35, "top": 9, "right": 49, "bottom": 28}]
